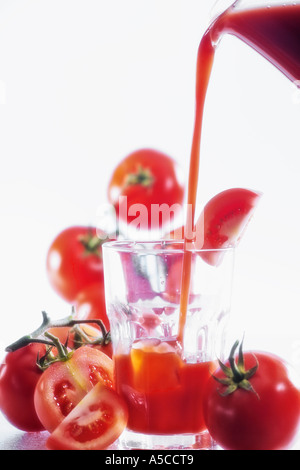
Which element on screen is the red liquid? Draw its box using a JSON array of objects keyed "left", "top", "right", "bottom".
[
  {"left": 178, "top": 3, "right": 300, "bottom": 342},
  {"left": 212, "top": 4, "right": 300, "bottom": 83},
  {"left": 115, "top": 341, "right": 216, "bottom": 434}
]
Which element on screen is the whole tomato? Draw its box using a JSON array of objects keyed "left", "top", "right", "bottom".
[
  {"left": 0, "top": 344, "right": 46, "bottom": 432},
  {"left": 107, "top": 148, "right": 185, "bottom": 231},
  {"left": 46, "top": 226, "right": 107, "bottom": 303},
  {"left": 203, "top": 341, "right": 300, "bottom": 450}
]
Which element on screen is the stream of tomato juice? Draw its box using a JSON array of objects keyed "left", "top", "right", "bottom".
[
  {"left": 178, "top": 3, "right": 300, "bottom": 344},
  {"left": 178, "top": 28, "right": 217, "bottom": 345}
]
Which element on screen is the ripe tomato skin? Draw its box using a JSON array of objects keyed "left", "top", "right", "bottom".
[
  {"left": 166, "top": 188, "right": 261, "bottom": 266},
  {"left": 197, "top": 187, "right": 261, "bottom": 265},
  {"left": 74, "top": 282, "right": 110, "bottom": 332},
  {"left": 0, "top": 344, "right": 45, "bottom": 432},
  {"left": 34, "top": 346, "right": 114, "bottom": 433},
  {"left": 108, "top": 148, "right": 185, "bottom": 230},
  {"left": 46, "top": 384, "right": 128, "bottom": 450},
  {"left": 203, "top": 352, "right": 300, "bottom": 450},
  {"left": 46, "top": 226, "right": 106, "bottom": 303}
]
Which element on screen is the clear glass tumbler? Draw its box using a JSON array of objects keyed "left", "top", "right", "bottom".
[{"left": 103, "top": 240, "right": 235, "bottom": 450}]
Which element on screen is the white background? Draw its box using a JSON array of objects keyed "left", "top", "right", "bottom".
[{"left": 0, "top": 0, "right": 300, "bottom": 448}]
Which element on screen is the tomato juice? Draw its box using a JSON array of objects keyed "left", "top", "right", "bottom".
[{"left": 114, "top": 340, "right": 216, "bottom": 435}]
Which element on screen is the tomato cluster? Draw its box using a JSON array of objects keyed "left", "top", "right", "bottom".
[
  {"left": 45, "top": 149, "right": 185, "bottom": 342},
  {"left": 1, "top": 147, "right": 300, "bottom": 451},
  {"left": 0, "top": 148, "right": 185, "bottom": 450},
  {"left": 0, "top": 316, "right": 127, "bottom": 450}
]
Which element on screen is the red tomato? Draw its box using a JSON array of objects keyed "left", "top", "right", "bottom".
[
  {"left": 46, "top": 226, "right": 107, "bottom": 302},
  {"left": 0, "top": 344, "right": 45, "bottom": 432},
  {"left": 34, "top": 346, "right": 114, "bottom": 433},
  {"left": 46, "top": 383, "right": 128, "bottom": 450},
  {"left": 167, "top": 188, "right": 262, "bottom": 266},
  {"left": 107, "top": 149, "right": 185, "bottom": 230},
  {"left": 203, "top": 344, "right": 300, "bottom": 450},
  {"left": 74, "top": 283, "right": 110, "bottom": 331},
  {"left": 197, "top": 187, "right": 262, "bottom": 265}
]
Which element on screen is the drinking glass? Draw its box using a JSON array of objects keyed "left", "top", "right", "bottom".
[{"left": 103, "top": 240, "right": 235, "bottom": 450}]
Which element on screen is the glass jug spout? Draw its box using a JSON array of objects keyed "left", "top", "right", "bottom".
[
  {"left": 209, "top": 0, "right": 238, "bottom": 21},
  {"left": 208, "top": 0, "right": 300, "bottom": 84}
]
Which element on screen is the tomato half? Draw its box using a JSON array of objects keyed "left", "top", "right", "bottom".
[
  {"left": 108, "top": 148, "right": 185, "bottom": 231},
  {"left": 34, "top": 346, "right": 114, "bottom": 433},
  {"left": 46, "top": 383, "right": 128, "bottom": 450},
  {"left": 203, "top": 348, "right": 300, "bottom": 450},
  {"left": 46, "top": 226, "right": 107, "bottom": 302},
  {"left": 0, "top": 344, "right": 45, "bottom": 432}
]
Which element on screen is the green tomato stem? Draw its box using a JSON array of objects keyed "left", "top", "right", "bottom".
[{"left": 5, "top": 308, "right": 109, "bottom": 353}]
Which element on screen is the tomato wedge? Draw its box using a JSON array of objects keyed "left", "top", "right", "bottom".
[
  {"left": 167, "top": 188, "right": 262, "bottom": 266},
  {"left": 46, "top": 384, "right": 128, "bottom": 450},
  {"left": 34, "top": 347, "right": 114, "bottom": 433},
  {"left": 198, "top": 187, "right": 261, "bottom": 246}
]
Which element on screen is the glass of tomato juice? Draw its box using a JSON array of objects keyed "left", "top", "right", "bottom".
[{"left": 103, "top": 240, "right": 235, "bottom": 450}]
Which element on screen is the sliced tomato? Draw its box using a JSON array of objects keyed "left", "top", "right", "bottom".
[
  {"left": 34, "top": 346, "right": 114, "bottom": 433},
  {"left": 167, "top": 188, "right": 262, "bottom": 266},
  {"left": 198, "top": 187, "right": 261, "bottom": 247},
  {"left": 46, "top": 384, "right": 128, "bottom": 450}
]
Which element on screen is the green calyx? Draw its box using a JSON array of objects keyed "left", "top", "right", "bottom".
[
  {"left": 125, "top": 165, "right": 154, "bottom": 188},
  {"left": 213, "top": 340, "right": 259, "bottom": 398},
  {"left": 37, "top": 332, "right": 74, "bottom": 371},
  {"left": 78, "top": 228, "right": 107, "bottom": 258}
]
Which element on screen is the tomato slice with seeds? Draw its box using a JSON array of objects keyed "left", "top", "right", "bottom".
[
  {"left": 46, "top": 384, "right": 128, "bottom": 450},
  {"left": 34, "top": 346, "right": 114, "bottom": 433}
]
